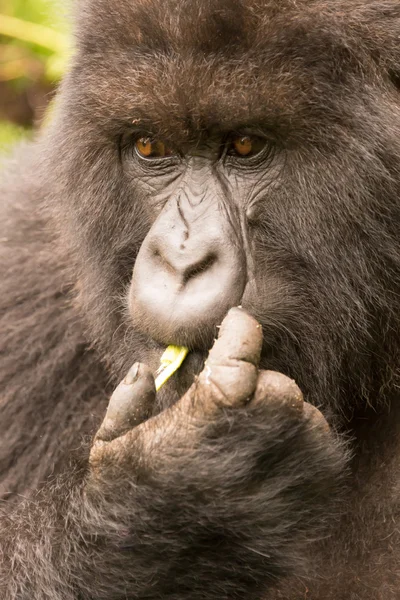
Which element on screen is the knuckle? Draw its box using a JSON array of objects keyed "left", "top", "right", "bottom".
[
  {"left": 252, "top": 370, "right": 304, "bottom": 418},
  {"left": 303, "top": 402, "right": 330, "bottom": 434},
  {"left": 198, "top": 361, "right": 258, "bottom": 407}
]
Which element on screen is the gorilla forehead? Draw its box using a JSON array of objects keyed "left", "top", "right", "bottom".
[
  {"left": 77, "top": 0, "right": 396, "bottom": 55},
  {"left": 70, "top": 0, "right": 394, "bottom": 143},
  {"left": 79, "top": 0, "right": 253, "bottom": 52},
  {"left": 76, "top": 0, "right": 400, "bottom": 64}
]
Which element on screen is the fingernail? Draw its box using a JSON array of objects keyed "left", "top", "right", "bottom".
[{"left": 123, "top": 362, "right": 140, "bottom": 385}]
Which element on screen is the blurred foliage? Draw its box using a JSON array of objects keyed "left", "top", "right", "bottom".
[
  {"left": 0, "top": 0, "right": 70, "bottom": 152},
  {"left": 0, "top": 120, "right": 29, "bottom": 155}
]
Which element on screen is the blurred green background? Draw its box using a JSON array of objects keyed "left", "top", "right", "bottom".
[{"left": 0, "top": 0, "right": 70, "bottom": 153}]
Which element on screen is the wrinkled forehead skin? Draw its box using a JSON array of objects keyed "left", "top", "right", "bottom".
[{"left": 67, "top": 0, "right": 399, "bottom": 144}]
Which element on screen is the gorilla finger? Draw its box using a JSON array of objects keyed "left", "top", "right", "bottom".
[
  {"left": 252, "top": 371, "right": 331, "bottom": 434},
  {"left": 251, "top": 370, "right": 304, "bottom": 420},
  {"left": 302, "top": 401, "right": 331, "bottom": 435},
  {"left": 184, "top": 308, "right": 263, "bottom": 411},
  {"left": 208, "top": 306, "right": 263, "bottom": 366},
  {"left": 95, "top": 363, "right": 156, "bottom": 442}
]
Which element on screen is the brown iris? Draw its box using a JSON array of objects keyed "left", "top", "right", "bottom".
[
  {"left": 230, "top": 135, "right": 266, "bottom": 158},
  {"left": 233, "top": 136, "right": 253, "bottom": 156},
  {"left": 135, "top": 138, "right": 173, "bottom": 158}
]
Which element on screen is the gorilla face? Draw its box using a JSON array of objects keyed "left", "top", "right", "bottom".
[
  {"left": 126, "top": 130, "right": 282, "bottom": 349},
  {"left": 43, "top": 0, "right": 400, "bottom": 412}
]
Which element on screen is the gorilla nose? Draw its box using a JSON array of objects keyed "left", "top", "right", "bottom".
[
  {"left": 151, "top": 239, "right": 218, "bottom": 288},
  {"left": 129, "top": 208, "right": 247, "bottom": 348}
]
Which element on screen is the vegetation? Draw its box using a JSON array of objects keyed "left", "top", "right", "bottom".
[{"left": 0, "top": 0, "right": 69, "bottom": 153}]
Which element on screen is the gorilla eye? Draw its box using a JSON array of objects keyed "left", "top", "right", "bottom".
[
  {"left": 228, "top": 135, "right": 267, "bottom": 158},
  {"left": 135, "top": 138, "right": 174, "bottom": 159}
]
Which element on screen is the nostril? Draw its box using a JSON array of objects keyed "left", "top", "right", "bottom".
[
  {"left": 183, "top": 253, "right": 217, "bottom": 284},
  {"left": 151, "top": 246, "right": 177, "bottom": 276},
  {"left": 149, "top": 237, "right": 218, "bottom": 282}
]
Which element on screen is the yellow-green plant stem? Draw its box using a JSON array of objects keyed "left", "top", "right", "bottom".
[
  {"left": 155, "top": 346, "right": 189, "bottom": 391},
  {"left": 0, "top": 14, "right": 68, "bottom": 54}
]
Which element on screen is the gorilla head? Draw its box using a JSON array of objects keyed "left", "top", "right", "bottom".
[
  {"left": 1, "top": 2, "right": 400, "bottom": 596},
  {"left": 41, "top": 0, "right": 400, "bottom": 414}
]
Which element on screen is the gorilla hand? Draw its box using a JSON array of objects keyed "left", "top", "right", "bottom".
[
  {"left": 90, "top": 308, "right": 328, "bottom": 472},
  {"left": 83, "top": 308, "right": 346, "bottom": 598}
]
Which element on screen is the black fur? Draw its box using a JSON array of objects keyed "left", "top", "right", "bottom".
[{"left": 0, "top": 1, "right": 400, "bottom": 598}]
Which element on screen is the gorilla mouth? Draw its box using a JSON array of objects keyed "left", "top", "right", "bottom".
[
  {"left": 136, "top": 330, "right": 209, "bottom": 397},
  {"left": 162, "top": 346, "right": 207, "bottom": 389},
  {"left": 147, "top": 345, "right": 208, "bottom": 412},
  {"left": 183, "top": 347, "right": 208, "bottom": 371}
]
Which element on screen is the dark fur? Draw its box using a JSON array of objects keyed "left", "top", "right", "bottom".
[{"left": 0, "top": 0, "right": 400, "bottom": 598}]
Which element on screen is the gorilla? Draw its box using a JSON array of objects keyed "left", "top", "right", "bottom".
[{"left": 1, "top": 0, "right": 400, "bottom": 598}]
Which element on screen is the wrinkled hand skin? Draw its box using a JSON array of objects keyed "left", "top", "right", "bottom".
[
  {"left": 78, "top": 308, "right": 346, "bottom": 599},
  {"left": 90, "top": 308, "right": 326, "bottom": 477},
  {"left": 1, "top": 308, "right": 347, "bottom": 600}
]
